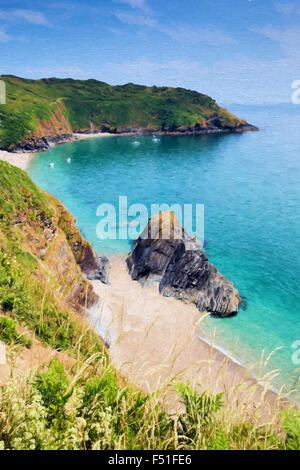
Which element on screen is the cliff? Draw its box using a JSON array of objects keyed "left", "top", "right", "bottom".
[
  {"left": 127, "top": 211, "right": 240, "bottom": 317},
  {"left": 0, "top": 75, "right": 258, "bottom": 151},
  {"left": 0, "top": 160, "right": 108, "bottom": 327}
]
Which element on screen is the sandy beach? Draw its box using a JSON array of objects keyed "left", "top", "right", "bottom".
[
  {"left": 90, "top": 256, "right": 287, "bottom": 422},
  {"left": 0, "top": 150, "right": 36, "bottom": 171},
  {"left": 73, "top": 132, "right": 115, "bottom": 141}
]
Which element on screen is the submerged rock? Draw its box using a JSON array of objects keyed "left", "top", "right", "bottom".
[{"left": 127, "top": 211, "right": 240, "bottom": 317}]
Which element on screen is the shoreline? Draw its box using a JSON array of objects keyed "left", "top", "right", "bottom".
[
  {"left": 0, "top": 132, "right": 114, "bottom": 171},
  {"left": 0, "top": 121, "right": 258, "bottom": 166},
  {"left": 89, "top": 256, "right": 290, "bottom": 421}
]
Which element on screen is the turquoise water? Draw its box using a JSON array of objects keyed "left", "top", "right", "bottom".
[{"left": 29, "top": 105, "right": 300, "bottom": 397}]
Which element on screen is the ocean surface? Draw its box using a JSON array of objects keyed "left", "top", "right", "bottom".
[{"left": 29, "top": 104, "right": 300, "bottom": 397}]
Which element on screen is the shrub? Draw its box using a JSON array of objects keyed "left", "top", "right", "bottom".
[
  {"left": 282, "top": 409, "right": 300, "bottom": 450},
  {"left": 0, "top": 315, "right": 17, "bottom": 343},
  {"left": 0, "top": 315, "right": 31, "bottom": 348}
]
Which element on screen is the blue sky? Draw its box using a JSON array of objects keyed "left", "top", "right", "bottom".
[{"left": 0, "top": 0, "right": 299, "bottom": 104}]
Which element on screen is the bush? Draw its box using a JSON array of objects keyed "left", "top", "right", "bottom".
[
  {"left": 282, "top": 409, "right": 300, "bottom": 450},
  {"left": 0, "top": 315, "right": 17, "bottom": 343},
  {"left": 0, "top": 315, "right": 32, "bottom": 348}
]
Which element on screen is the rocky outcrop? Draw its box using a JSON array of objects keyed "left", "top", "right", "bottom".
[
  {"left": 24, "top": 196, "right": 109, "bottom": 313},
  {"left": 11, "top": 103, "right": 74, "bottom": 152},
  {"left": 127, "top": 211, "right": 240, "bottom": 317},
  {"left": 56, "top": 201, "right": 110, "bottom": 285},
  {"left": 112, "top": 121, "right": 258, "bottom": 136},
  {"left": 14, "top": 197, "right": 106, "bottom": 312},
  {"left": 12, "top": 134, "right": 74, "bottom": 152}
]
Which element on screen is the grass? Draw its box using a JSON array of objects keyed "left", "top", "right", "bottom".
[
  {"left": 0, "top": 161, "right": 103, "bottom": 356},
  {"left": 0, "top": 75, "right": 245, "bottom": 149},
  {"left": 0, "top": 353, "right": 299, "bottom": 450},
  {"left": 0, "top": 244, "right": 103, "bottom": 357},
  {"left": 0, "top": 315, "right": 32, "bottom": 349}
]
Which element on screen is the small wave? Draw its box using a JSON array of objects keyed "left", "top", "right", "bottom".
[{"left": 196, "top": 333, "right": 243, "bottom": 366}]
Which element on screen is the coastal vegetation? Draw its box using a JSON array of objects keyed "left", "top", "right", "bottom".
[
  {"left": 0, "top": 160, "right": 299, "bottom": 450},
  {"left": 0, "top": 75, "right": 250, "bottom": 150}
]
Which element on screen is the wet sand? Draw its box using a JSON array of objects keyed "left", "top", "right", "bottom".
[{"left": 90, "top": 256, "right": 286, "bottom": 422}]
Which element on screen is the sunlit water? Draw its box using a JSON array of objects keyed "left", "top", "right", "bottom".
[{"left": 29, "top": 104, "right": 300, "bottom": 397}]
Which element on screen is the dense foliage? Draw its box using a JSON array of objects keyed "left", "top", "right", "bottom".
[{"left": 0, "top": 359, "right": 299, "bottom": 450}]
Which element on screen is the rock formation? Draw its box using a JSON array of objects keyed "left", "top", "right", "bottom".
[
  {"left": 56, "top": 201, "right": 110, "bottom": 285},
  {"left": 127, "top": 211, "right": 240, "bottom": 317}
]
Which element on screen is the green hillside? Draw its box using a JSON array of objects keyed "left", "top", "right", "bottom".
[{"left": 0, "top": 75, "right": 251, "bottom": 150}]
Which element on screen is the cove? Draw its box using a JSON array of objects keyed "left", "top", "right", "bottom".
[{"left": 28, "top": 104, "right": 300, "bottom": 398}]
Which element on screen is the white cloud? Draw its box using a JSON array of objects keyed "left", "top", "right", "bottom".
[
  {"left": 159, "top": 24, "right": 236, "bottom": 46},
  {"left": 115, "top": 12, "right": 157, "bottom": 27},
  {"left": 274, "top": 2, "right": 298, "bottom": 15},
  {"left": 118, "top": 0, "right": 151, "bottom": 13},
  {"left": 0, "top": 9, "right": 48, "bottom": 26},
  {"left": 0, "top": 27, "right": 9, "bottom": 42},
  {"left": 251, "top": 25, "right": 300, "bottom": 58},
  {"left": 115, "top": 12, "right": 235, "bottom": 46},
  {"left": 13, "top": 9, "right": 49, "bottom": 25}
]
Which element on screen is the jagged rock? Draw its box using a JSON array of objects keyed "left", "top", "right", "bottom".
[
  {"left": 69, "top": 239, "right": 110, "bottom": 284},
  {"left": 12, "top": 134, "right": 74, "bottom": 152},
  {"left": 56, "top": 203, "right": 110, "bottom": 284},
  {"left": 127, "top": 211, "right": 240, "bottom": 317},
  {"left": 84, "top": 255, "right": 110, "bottom": 284}
]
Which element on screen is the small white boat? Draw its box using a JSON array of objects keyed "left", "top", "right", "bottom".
[
  {"left": 132, "top": 141, "right": 141, "bottom": 146},
  {"left": 48, "top": 162, "right": 54, "bottom": 167},
  {"left": 152, "top": 138, "right": 160, "bottom": 143},
  {"left": 66, "top": 158, "right": 71, "bottom": 163}
]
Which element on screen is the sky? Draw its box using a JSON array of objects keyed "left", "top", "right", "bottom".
[{"left": 0, "top": 0, "right": 300, "bottom": 104}]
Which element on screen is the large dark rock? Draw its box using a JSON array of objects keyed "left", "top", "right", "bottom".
[{"left": 127, "top": 211, "right": 240, "bottom": 317}]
